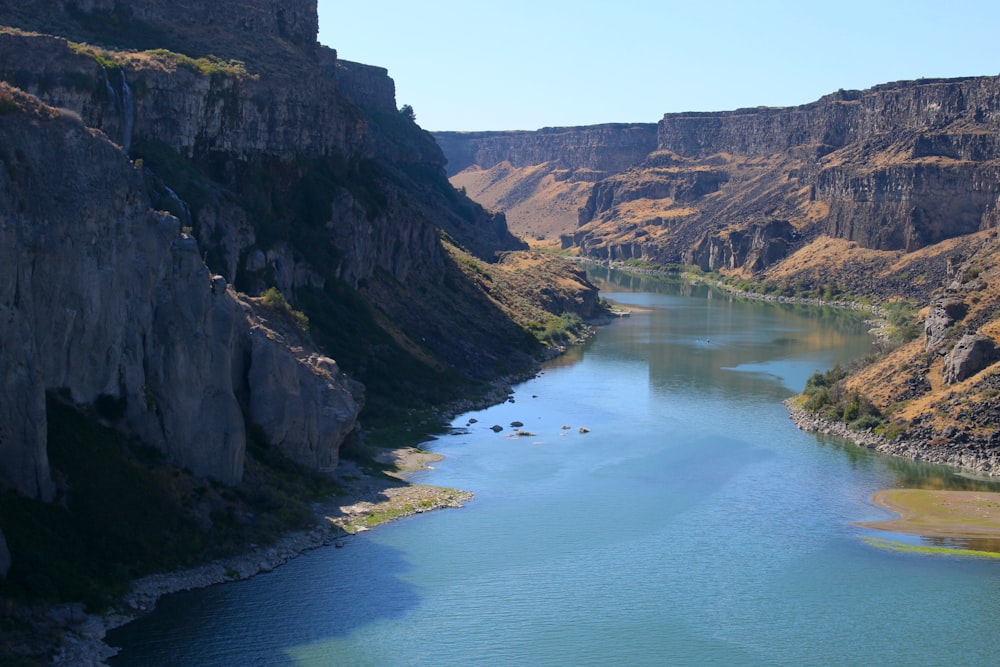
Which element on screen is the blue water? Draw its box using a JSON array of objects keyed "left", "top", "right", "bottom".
[{"left": 109, "top": 275, "right": 1000, "bottom": 666}]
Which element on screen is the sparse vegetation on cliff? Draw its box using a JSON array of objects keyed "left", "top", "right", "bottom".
[{"left": 260, "top": 286, "right": 309, "bottom": 330}]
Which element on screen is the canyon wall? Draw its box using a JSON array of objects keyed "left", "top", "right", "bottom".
[
  {"left": 0, "top": 0, "right": 535, "bottom": 499},
  {"left": 436, "top": 77, "right": 1000, "bottom": 278},
  {"left": 434, "top": 124, "right": 658, "bottom": 176},
  {"left": 0, "top": 89, "right": 363, "bottom": 497},
  {"left": 0, "top": 0, "right": 318, "bottom": 59},
  {"left": 434, "top": 124, "right": 657, "bottom": 241}
]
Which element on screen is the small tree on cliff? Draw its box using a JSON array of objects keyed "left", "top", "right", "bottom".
[{"left": 400, "top": 104, "right": 416, "bottom": 121}]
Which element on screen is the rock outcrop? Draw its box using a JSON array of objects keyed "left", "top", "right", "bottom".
[
  {"left": 943, "top": 334, "right": 1000, "bottom": 385},
  {"left": 0, "top": 0, "right": 558, "bottom": 500},
  {"left": 435, "top": 124, "right": 659, "bottom": 176},
  {"left": 0, "top": 88, "right": 363, "bottom": 494},
  {"left": 434, "top": 125, "right": 658, "bottom": 241},
  {"left": 437, "top": 77, "right": 1000, "bottom": 288},
  {"left": 924, "top": 297, "right": 968, "bottom": 351}
]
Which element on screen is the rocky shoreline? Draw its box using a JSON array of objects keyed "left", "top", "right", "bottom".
[
  {"left": 785, "top": 400, "right": 1000, "bottom": 477},
  {"left": 50, "top": 448, "right": 473, "bottom": 667},
  {"left": 44, "top": 339, "right": 589, "bottom": 666}
]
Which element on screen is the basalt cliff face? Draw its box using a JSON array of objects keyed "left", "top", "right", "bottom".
[
  {"left": 434, "top": 124, "right": 658, "bottom": 242},
  {"left": 439, "top": 78, "right": 1000, "bottom": 301},
  {"left": 0, "top": 0, "right": 586, "bottom": 506},
  {"left": 0, "top": 91, "right": 364, "bottom": 498}
]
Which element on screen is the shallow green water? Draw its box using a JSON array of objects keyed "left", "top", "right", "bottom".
[{"left": 109, "top": 273, "right": 1000, "bottom": 666}]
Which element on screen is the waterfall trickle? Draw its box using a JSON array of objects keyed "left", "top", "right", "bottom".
[
  {"left": 102, "top": 67, "right": 116, "bottom": 108},
  {"left": 119, "top": 69, "right": 135, "bottom": 154},
  {"left": 162, "top": 184, "right": 192, "bottom": 228},
  {"left": 101, "top": 66, "right": 135, "bottom": 153}
]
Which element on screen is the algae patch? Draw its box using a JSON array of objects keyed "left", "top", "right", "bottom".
[{"left": 861, "top": 536, "right": 1000, "bottom": 559}]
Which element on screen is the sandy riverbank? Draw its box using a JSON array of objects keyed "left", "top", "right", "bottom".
[
  {"left": 54, "top": 446, "right": 472, "bottom": 666},
  {"left": 861, "top": 489, "right": 1000, "bottom": 539}
]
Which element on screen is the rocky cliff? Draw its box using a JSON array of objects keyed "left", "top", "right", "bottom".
[
  {"left": 435, "top": 124, "right": 659, "bottom": 176},
  {"left": 434, "top": 124, "right": 657, "bottom": 241},
  {"left": 0, "top": 0, "right": 581, "bottom": 506},
  {"left": 436, "top": 77, "right": 1000, "bottom": 294},
  {"left": 0, "top": 0, "right": 319, "bottom": 61},
  {"left": 0, "top": 85, "right": 363, "bottom": 499}
]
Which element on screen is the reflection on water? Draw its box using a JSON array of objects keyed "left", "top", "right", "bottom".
[
  {"left": 924, "top": 534, "right": 1000, "bottom": 553},
  {"left": 815, "top": 432, "right": 1000, "bottom": 494},
  {"left": 109, "top": 267, "right": 1000, "bottom": 667}
]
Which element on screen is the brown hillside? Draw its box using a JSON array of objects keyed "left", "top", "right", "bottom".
[{"left": 450, "top": 162, "right": 598, "bottom": 244}]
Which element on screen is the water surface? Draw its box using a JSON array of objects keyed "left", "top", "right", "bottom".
[{"left": 110, "top": 274, "right": 1000, "bottom": 666}]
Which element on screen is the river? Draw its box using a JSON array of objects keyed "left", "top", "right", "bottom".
[{"left": 108, "top": 272, "right": 1000, "bottom": 666}]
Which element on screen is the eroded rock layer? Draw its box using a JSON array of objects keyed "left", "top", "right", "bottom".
[
  {"left": 438, "top": 77, "right": 1000, "bottom": 286},
  {"left": 0, "top": 89, "right": 364, "bottom": 496},
  {"left": 0, "top": 0, "right": 555, "bottom": 499}
]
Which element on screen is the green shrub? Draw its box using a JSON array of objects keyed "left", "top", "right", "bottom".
[
  {"left": 261, "top": 287, "right": 309, "bottom": 330},
  {"left": 800, "top": 365, "right": 881, "bottom": 426},
  {"left": 804, "top": 387, "right": 831, "bottom": 412},
  {"left": 537, "top": 312, "right": 587, "bottom": 347},
  {"left": 850, "top": 414, "right": 883, "bottom": 431},
  {"left": 876, "top": 420, "right": 909, "bottom": 441},
  {"left": 884, "top": 300, "right": 921, "bottom": 343},
  {"left": 146, "top": 49, "right": 250, "bottom": 78}
]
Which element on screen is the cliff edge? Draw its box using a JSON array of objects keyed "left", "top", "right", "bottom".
[
  {"left": 0, "top": 84, "right": 363, "bottom": 498},
  {"left": 437, "top": 78, "right": 1000, "bottom": 304},
  {"left": 0, "top": 2, "right": 596, "bottom": 511}
]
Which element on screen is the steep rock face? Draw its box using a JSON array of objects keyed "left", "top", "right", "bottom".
[
  {"left": 0, "top": 0, "right": 318, "bottom": 59},
  {"left": 324, "top": 56, "right": 397, "bottom": 114},
  {"left": 687, "top": 220, "right": 797, "bottom": 273},
  {"left": 0, "top": 32, "right": 361, "bottom": 160},
  {"left": 0, "top": 13, "right": 529, "bottom": 385},
  {"left": 435, "top": 124, "right": 659, "bottom": 176},
  {"left": 0, "top": 26, "right": 506, "bottom": 298},
  {"left": 434, "top": 124, "right": 657, "bottom": 241},
  {"left": 0, "top": 90, "right": 362, "bottom": 496},
  {"left": 438, "top": 77, "right": 1000, "bottom": 282},
  {"left": 815, "top": 160, "right": 1000, "bottom": 251},
  {"left": 655, "top": 79, "right": 1000, "bottom": 159},
  {"left": 573, "top": 77, "right": 1000, "bottom": 275},
  {"left": 0, "top": 0, "right": 548, "bottom": 499},
  {"left": 247, "top": 334, "right": 362, "bottom": 472}
]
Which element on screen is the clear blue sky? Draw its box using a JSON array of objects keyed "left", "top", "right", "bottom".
[{"left": 318, "top": 1, "right": 1000, "bottom": 132}]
